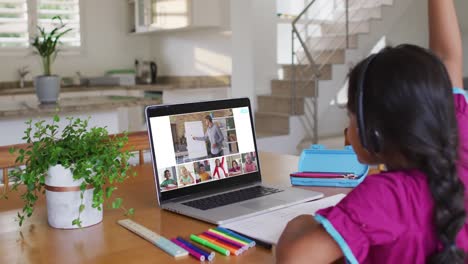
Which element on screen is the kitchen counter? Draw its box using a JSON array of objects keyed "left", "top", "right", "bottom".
[
  {"left": 0, "top": 95, "right": 161, "bottom": 119},
  {"left": 0, "top": 75, "right": 232, "bottom": 96},
  {"left": 0, "top": 84, "right": 171, "bottom": 96}
]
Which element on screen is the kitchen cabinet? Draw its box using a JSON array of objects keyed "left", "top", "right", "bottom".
[
  {"left": 129, "top": 0, "right": 222, "bottom": 33},
  {"left": 0, "top": 95, "right": 14, "bottom": 104}
]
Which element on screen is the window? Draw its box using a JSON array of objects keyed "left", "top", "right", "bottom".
[
  {"left": 0, "top": 0, "right": 81, "bottom": 49},
  {"left": 37, "top": 0, "right": 81, "bottom": 47},
  {"left": 0, "top": 0, "right": 29, "bottom": 47}
]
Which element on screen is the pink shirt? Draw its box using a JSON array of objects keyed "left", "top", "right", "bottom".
[
  {"left": 244, "top": 162, "right": 257, "bottom": 172},
  {"left": 315, "top": 94, "right": 468, "bottom": 263}
]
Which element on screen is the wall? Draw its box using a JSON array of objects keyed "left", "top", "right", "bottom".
[
  {"left": 464, "top": 35, "right": 468, "bottom": 77},
  {"left": 149, "top": 29, "right": 232, "bottom": 76},
  {"left": 386, "top": 0, "right": 468, "bottom": 78},
  {"left": 150, "top": 0, "right": 277, "bottom": 112},
  {"left": 252, "top": 0, "right": 278, "bottom": 96},
  {"left": 149, "top": 0, "right": 232, "bottom": 77},
  {"left": 386, "top": 0, "right": 428, "bottom": 47},
  {"left": 230, "top": 0, "right": 277, "bottom": 111},
  {"left": 0, "top": 0, "right": 151, "bottom": 82}
]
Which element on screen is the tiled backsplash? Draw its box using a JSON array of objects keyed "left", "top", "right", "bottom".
[{"left": 0, "top": 75, "right": 231, "bottom": 90}]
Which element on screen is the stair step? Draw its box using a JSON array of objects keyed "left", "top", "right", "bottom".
[
  {"left": 296, "top": 50, "right": 345, "bottom": 65},
  {"left": 336, "top": 0, "right": 393, "bottom": 9},
  {"left": 310, "top": 50, "right": 345, "bottom": 64},
  {"left": 308, "top": 35, "right": 358, "bottom": 50},
  {"left": 281, "top": 64, "right": 332, "bottom": 80},
  {"left": 332, "top": 6, "right": 382, "bottom": 22},
  {"left": 255, "top": 112, "right": 290, "bottom": 135},
  {"left": 271, "top": 80, "right": 316, "bottom": 97},
  {"left": 302, "top": 7, "right": 381, "bottom": 24},
  {"left": 257, "top": 95, "right": 304, "bottom": 115},
  {"left": 320, "top": 21, "right": 370, "bottom": 35}
]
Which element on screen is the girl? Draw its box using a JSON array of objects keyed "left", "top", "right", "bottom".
[
  {"left": 276, "top": 0, "right": 467, "bottom": 263},
  {"left": 179, "top": 166, "right": 194, "bottom": 186},
  {"left": 229, "top": 160, "right": 242, "bottom": 176},
  {"left": 212, "top": 158, "right": 227, "bottom": 179}
]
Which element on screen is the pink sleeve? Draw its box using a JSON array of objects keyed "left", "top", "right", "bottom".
[
  {"left": 315, "top": 174, "right": 409, "bottom": 263},
  {"left": 455, "top": 94, "right": 468, "bottom": 177}
]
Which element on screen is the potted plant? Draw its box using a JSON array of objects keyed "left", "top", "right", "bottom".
[
  {"left": 6, "top": 115, "right": 135, "bottom": 229},
  {"left": 32, "top": 16, "right": 71, "bottom": 104}
]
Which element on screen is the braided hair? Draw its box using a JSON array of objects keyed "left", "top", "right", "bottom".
[{"left": 347, "top": 44, "right": 466, "bottom": 263}]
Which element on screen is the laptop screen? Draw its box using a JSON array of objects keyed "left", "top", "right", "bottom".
[{"left": 146, "top": 98, "right": 261, "bottom": 203}]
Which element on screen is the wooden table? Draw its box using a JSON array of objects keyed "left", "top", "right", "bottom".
[{"left": 0, "top": 152, "right": 352, "bottom": 264}]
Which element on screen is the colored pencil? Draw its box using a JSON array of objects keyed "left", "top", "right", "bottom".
[
  {"left": 208, "top": 228, "right": 250, "bottom": 247},
  {"left": 171, "top": 238, "right": 205, "bottom": 261},
  {"left": 190, "top": 234, "right": 230, "bottom": 256},
  {"left": 176, "top": 237, "right": 215, "bottom": 261},
  {"left": 203, "top": 231, "right": 247, "bottom": 250},
  {"left": 199, "top": 234, "right": 242, "bottom": 256},
  {"left": 215, "top": 227, "right": 256, "bottom": 247}
]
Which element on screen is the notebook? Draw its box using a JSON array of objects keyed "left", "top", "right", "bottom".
[{"left": 220, "top": 193, "right": 346, "bottom": 245}]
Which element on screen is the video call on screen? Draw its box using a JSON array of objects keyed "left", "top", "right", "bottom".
[{"left": 149, "top": 107, "right": 258, "bottom": 192}]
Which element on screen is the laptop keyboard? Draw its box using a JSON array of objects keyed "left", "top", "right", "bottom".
[{"left": 182, "top": 186, "right": 283, "bottom": 210}]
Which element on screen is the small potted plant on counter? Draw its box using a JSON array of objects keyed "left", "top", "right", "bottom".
[
  {"left": 6, "top": 115, "right": 135, "bottom": 228},
  {"left": 32, "top": 16, "right": 71, "bottom": 104}
]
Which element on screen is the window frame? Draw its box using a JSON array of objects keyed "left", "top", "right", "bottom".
[{"left": 0, "top": 0, "right": 84, "bottom": 56}]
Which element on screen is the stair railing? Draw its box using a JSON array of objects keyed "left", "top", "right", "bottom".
[
  {"left": 291, "top": 0, "right": 321, "bottom": 145},
  {"left": 291, "top": 0, "right": 383, "bottom": 145}
]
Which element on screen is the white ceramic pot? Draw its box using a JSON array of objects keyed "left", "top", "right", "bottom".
[
  {"left": 45, "top": 165, "right": 102, "bottom": 229},
  {"left": 34, "top": 75, "right": 60, "bottom": 104}
]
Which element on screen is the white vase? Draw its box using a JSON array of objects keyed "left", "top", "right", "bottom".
[
  {"left": 34, "top": 75, "right": 60, "bottom": 104},
  {"left": 45, "top": 165, "right": 103, "bottom": 229}
]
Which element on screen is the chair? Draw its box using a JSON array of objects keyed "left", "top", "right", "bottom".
[
  {"left": 0, "top": 131, "right": 151, "bottom": 189},
  {"left": 116, "top": 131, "right": 151, "bottom": 165},
  {"left": 0, "top": 143, "right": 29, "bottom": 190}
]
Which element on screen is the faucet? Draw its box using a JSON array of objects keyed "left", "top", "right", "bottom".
[{"left": 18, "top": 66, "right": 29, "bottom": 88}]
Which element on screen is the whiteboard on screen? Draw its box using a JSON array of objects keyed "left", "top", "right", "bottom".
[{"left": 185, "top": 121, "right": 208, "bottom": 160}]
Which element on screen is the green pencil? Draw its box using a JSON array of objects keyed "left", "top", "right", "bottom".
[{"left": 190, "top": 234, "right": 230, "bottom": 256}]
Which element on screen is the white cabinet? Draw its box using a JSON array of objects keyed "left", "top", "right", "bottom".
[{"left": 129, "top": 0, "right": 222, "bottom": 33}]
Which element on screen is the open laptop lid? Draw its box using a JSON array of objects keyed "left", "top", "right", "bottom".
[{"left": 145, "top": 98, "right": 262, "bottom": 204}]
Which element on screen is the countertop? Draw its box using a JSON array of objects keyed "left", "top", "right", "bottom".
[
  {"left": 0, "top": 84, "right": 172, "bottom": 96},
  {"left": 0, "top": 95, "right": 162, "bottom": 119},
  {"left": 0, "top": 75, "right": 232, "bottom": 96}
]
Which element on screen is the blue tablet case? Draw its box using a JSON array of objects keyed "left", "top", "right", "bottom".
[{"left": 291, "top": 144, "right": 369, "bottom": 188}]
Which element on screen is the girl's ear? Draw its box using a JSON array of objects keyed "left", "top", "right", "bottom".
[
  {"left": 360, "top": 147, "right": 381, "bottom": 165},
  {"left": 347, "top": 115, "right": 380, "bottom": 165}
]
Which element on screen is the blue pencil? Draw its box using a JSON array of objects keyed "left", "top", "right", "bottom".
[
  {"left": 215, "top": 227, "right": 256, "bottom": 247},
  {"left": 177, "top": 237, "right": 215, "bottom": 261}
]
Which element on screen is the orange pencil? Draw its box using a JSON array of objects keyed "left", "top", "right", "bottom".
[{"left": 198, "top": 234, "right": 242, "bottom": 255}]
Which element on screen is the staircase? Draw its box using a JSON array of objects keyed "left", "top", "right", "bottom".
[{"left": 255, "top": 0, "right": 394, "bottom": 143}]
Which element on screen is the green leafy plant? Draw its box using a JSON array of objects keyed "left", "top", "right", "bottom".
[
  {"left": 31, "top": 16, "right": 71, "bottom": 76},
  {"left": 5, "top": 115, "right": 135, "bottom": 227}
]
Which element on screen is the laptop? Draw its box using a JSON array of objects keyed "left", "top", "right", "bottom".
[{"left": 145, "top": 98, "right": 323, "bottom": 225}]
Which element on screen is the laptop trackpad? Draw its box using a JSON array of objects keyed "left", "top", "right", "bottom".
[{"left": 240, "top": 198, "right": 285, "bottom": 210}]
